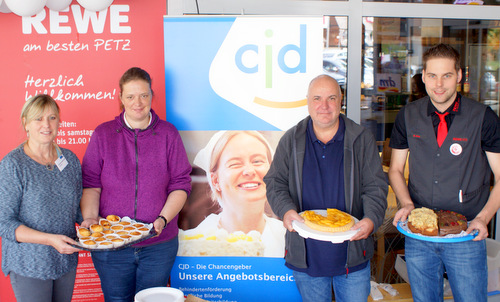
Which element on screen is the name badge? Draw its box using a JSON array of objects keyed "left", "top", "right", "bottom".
[
  {"left": 55, "top": 155, "right": 68, "bottom": 172},
  {"left": 450, "top": 143, "right": 462, "bottom": 156}
]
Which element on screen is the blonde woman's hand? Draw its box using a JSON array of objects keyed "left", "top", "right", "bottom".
[{"left": 49, "top": 234, "right": 81, "bottom": 254}]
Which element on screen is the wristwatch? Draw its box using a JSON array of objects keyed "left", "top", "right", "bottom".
[{"left": 156, "top": 215, "right": 167, "bottom": 229}]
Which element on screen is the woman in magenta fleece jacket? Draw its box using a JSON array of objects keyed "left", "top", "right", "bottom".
[{"left": 80, "top": 67, "right": 192, "bottom": 302}]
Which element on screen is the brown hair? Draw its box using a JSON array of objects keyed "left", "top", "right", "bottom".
[
  {"left": 21, "top": 94, "right": 60, "bottom": 131},
  {"left": 423, "top": 44, "right": 461, "bottom": 72},
  {"left": 118, "top": 67, "right": 153, "bottom": 110},
  {"left": 119, "top": 67, "right": 153, "bottom": 94}
]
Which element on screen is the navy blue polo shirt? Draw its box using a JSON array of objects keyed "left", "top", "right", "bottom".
[{"left": 287, "top": 118, "right": 366, "bottom": 276}]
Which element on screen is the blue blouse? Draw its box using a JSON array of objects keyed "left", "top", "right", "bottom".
[{"left": 0, "top": 145, "right": 82, "bottom": 280}]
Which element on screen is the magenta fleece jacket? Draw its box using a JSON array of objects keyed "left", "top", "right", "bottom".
[{"left": 82, "top": 110, "right": 192, "bottom": 246}]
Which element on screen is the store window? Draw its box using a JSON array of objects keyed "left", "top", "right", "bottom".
[{"left": 360, "top": 17, "right": 500, "bottom": 150}]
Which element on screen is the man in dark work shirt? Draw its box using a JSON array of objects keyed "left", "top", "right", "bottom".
[
  {"left": 389, "top": 43, "right": 500, "bottom": 302},
  {"left": 264, "top": 75, "right": 387, "bottom": 302}
]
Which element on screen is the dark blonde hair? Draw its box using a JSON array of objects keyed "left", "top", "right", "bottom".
[{"left": 21, "top": 94, "right": 60, "bottom": 131}]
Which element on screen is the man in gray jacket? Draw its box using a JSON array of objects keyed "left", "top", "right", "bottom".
[{"left": 264, "top": 74, "right": 387, "bottom": 302}]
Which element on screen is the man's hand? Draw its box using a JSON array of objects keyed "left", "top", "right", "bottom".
[
  {"left": 467, "top": 216, "right": 489, "bottom": 241},
  {"left": 350, "top": 218, "right": 374, "bottom": 241},
  {"left": 283, "top": 209, "right": 304, "bottom": 232},
  {"left": 392, "top": 204, "right": 415, "bottom": 227}
]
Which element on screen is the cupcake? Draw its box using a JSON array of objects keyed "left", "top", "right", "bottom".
[
  {"left": 105, "top": 235, "right": 118, "bottom": 240},
  {"left": 99, "top": 219, "right": 112, "bottom": 229},
  {"left": 133, "top": 223, "right": 145, "bottom": 229},
  {"left": 111, "top": 238, "right": 125, "bottom": 248},
  {"left": 120, "top": 234, "right": 132, "bottom": 243},
  {"left": 106, "top": 215, "right": 120, "bottom": 224},
  {"left": 94, "top": 237, "right": 106, "bottom": 242},
  {"left": 116, "top": 230, "right": 129, "bottom": 236},
  {"left": 119, "top": 221, "right": 131, "bottom": 226},
  {"left": 90, "top": 224, "right": 104, "bottom": 233},
  {"left": 98, "top": 241, "right": 113, "bottom": 249},
  {"left": 137, "top": 227, "right": 151, "bottom": 236},
  {"left": 102, "top": 229, "right": 115, "bottom": 235},
  {"left": 110, "top": 225, "right": 124, "bottom": 232},
  {"left": 124, "top": 226, "right": 135, "bottom": 232},
  {"left": 81, "top": 240, "right": 97, "bottom": 249},
  {"left": 130, "top": 231, "right": 142, "bottom": 240},
  {"left": 91, "top": 232, "right": 104, "bottom": 238},
  {"left": 78, "top": 228, "right": 91, "bottom": 238}
]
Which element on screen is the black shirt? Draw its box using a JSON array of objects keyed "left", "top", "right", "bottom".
[{"left": 390, "top": 95, "right": 500, "bottom": 153}]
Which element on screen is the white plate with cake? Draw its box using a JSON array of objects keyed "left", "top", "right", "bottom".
[
  {"left": 292, "top": 209, "right": 359, "bottom": 243},
  {"left": 397, "top": 207, "right": 477, "bottom": 242}
]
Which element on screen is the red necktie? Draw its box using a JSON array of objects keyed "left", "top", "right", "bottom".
[{"left": 436, "top": 111, "right": 449, "bottom": 147}]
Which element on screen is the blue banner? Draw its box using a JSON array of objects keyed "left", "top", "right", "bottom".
[
  {"left": 164, "top": 16, "right": 323, "bottom": 302},
  {"left": 171, "top": 257, "right": 301, "bottom": 302},
  {"left": 164, "top": 16, "right": 323, "bottom": 131}
]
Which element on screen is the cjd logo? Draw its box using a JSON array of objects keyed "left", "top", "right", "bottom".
[
  {"left": 234, "top": 25, "right": 307, "bottom": 89},
  {"left": 208, "top": 17, "right": 323, "bottom": 130}
]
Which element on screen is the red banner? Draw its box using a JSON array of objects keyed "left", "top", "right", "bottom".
[
  {"left": 0, "top": 1, "right": 166, "bottom": 301},
  {"left": 0, "top": 0, "right": 166, "bottom": 160}
]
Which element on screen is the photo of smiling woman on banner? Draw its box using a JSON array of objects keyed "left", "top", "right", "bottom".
[{"left": 178, "top": 131, "right": 285, "bottom": 258}]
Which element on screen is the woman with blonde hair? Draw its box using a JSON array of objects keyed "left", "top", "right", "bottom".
[{"left": 0, "top": 94, "right": 82, "bottom": 302}]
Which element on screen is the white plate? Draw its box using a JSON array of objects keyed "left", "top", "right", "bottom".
[
  {"left": 292, "top": 210, "right": 359, "bottom": 243},
  {"left": 134, "top": 287, "right": 184, "bottom": 302}
]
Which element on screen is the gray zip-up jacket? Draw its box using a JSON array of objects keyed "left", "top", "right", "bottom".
[{"left": 264, "top": 115, "right": 388, "bottom": 270}]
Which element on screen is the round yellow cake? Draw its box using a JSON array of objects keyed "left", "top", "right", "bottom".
[{"left": 301, "top": 208, "right": 354, "bottom": 232}]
